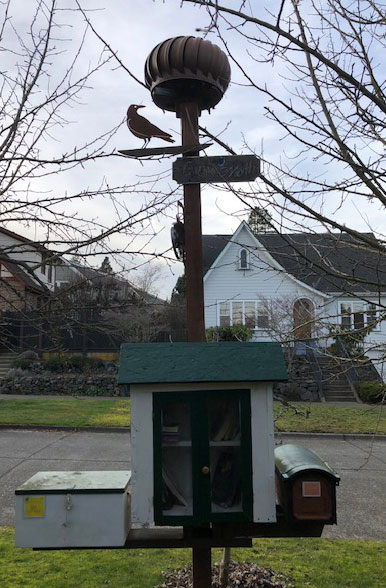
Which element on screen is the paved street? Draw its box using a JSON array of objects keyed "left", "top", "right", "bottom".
[
  {"left": 0, "top": 429, "right": 131, "bottom": 528},
  {"left": 0, "top": 428, "right": 385, "bottom": 541},
  {"left": 275, "top": 433, "right": 386, "bottom": 541}
]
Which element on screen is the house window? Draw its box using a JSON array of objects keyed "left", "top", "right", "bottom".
[
  {"left": 232, "top": 301, "right": 243, "bottom": 324},
  {"left": 257, "top": 302, "right": 269, "bottom": 329},
  {"left": 338, "top": 301, "right": 379, "bottom": 331},
  {"left": 244, "top": 301, "right": 256, "bottom": 327},
  {"left": 41, "top": 254, "right": 46, "bottom": 275},
  {"left": 353, "top": 304, "right": 364, "bottom": 330},
  {"left": 239, "top": 248, "right": 249, "bottom": 270},
  {"left": 219, "top": 302, "right": 230, "bottom": 326},
  {"left": 340, "top": 303, "right": 352, "bottom": 330},
  {"left": 218, "top": 300, "right": 269, "bottom": 329},
  {"left": 367, "top": 304, "right": 377, "bottom": 327}
]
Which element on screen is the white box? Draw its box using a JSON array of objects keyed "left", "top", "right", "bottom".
[{"left": 15, "top": 471, "right": 131, "bottom": 548}]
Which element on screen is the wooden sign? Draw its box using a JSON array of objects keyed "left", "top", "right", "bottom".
[{"left": 173, "top": 154, "right": 260, "bottom": 184}]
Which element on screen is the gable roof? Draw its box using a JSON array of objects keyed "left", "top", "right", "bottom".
[
  {"left": 202, "top": 224, "right": 386, "bottom": 295},
  {"left": 1, "top": 254, "right": 47, "bottom": 293},
  {"left": 0, "top": 226, "right": 50, "bottom": 252}
]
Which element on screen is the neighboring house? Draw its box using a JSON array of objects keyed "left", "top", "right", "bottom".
[
  {"left": 0, "top": 227, "right": 55, "bottom": 312},
  {"left": 54, "top": 258, "right": 166, "bottom": 343},
  {"left": 0, "top": 229, "right": 165, "bottom": 350},
  {"left": 55, "top": 259, "right": 163, "bottom": 312},
  {"left": 203, "top": 221, "right": 386, "bottom": 379}
]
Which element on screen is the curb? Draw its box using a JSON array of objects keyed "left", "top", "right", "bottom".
[
  {"left": 1, "top": 425, "right": 386, "bottom": 440},
  {"left": 0, "top": 424, "right": 130, "bottom": 434},
  {"left": 275, "top": 431, "right": 386, "bottom": 441}
]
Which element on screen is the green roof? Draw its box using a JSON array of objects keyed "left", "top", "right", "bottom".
[
  {"left": 275, "top": 444, "right": 340, "bottom": 482},
  {"left": 118, "top": 342, "right": 287, "bottom": 385}
]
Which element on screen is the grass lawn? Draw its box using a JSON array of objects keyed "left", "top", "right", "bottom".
[
  {"left": 0, "top": 397, "right": 130, "bottom": 428},
  {"left": 274, "top": 402, "right": 386, "bottom": 435},
  {"left": 0, "top": 396, "right": 385, "bottom": 434},
  {"left": 1, "top": 527, "right": 385, "bottom": 588}
]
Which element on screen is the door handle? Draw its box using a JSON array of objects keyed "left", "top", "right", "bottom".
[{"left": 201, "top": 466, "right": 210, "bottom": 475}]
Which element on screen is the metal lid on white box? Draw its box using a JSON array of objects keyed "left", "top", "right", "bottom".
[{"left": 15, "top": 471, "right": 131, "bottom": 495}]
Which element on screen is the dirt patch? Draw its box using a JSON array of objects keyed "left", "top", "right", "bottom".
[{"left": 156, "top": 561, "right": 295, "bottom": 587}]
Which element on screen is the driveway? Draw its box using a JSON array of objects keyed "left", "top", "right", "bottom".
[{"left": 0, "top": 429, "right": 385, "bottom": 541}]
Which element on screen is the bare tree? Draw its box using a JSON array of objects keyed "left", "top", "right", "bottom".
[
  {"left": 0, "top": 0, "right": 177, "bottom": 350},
  {"left": 180, "top": 0, "right": 386, "bottom": 368},
  {"left": 0, "top": 0, "right": 176, "bottom": 268},
  {"left": 181, "top": 0, "right": 386, "bottom": 262}
]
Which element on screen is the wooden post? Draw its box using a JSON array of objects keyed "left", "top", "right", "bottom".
[
  {"left": 178, "top": 102, "right": 211, "bottom": 587},
  {"left": 193, "top": 547, "right": 212, "bottom": 588},
  {"left": 178, "top": 102, "right": 206, "bottom": 343}
]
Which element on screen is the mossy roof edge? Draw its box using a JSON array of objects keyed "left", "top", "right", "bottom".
[{"left": 118, "top": 342, "right": 287, "bottom": 384}]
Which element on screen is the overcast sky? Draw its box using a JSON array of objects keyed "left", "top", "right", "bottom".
[{"left": 3, "top": 0, "right": 386, "bottom": 299}]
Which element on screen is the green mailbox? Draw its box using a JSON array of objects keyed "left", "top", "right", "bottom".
[{"left": 275, "top": 444, "right": 340, "bottom": 524}]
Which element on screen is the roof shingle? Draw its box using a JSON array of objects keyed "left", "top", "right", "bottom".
[{"left": 203, "top": 229, "right": 386, "bottom": 294}]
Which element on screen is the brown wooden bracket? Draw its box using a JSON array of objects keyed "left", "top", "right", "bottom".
[{"left": 35, "top": 516, "right": 324, "bottom": 552}]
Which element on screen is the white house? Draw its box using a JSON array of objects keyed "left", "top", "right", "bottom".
[{"left": 203, "top": 221, "right": 386, "bottom": 380}]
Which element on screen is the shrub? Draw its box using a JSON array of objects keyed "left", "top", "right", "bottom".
[
  {"left": 206, "top": 324, "right": 253, "bottom": 342},
  {"left": 358, "top": 381, "right": 385, "bottom": 404},
  {"left": 326, "top": 343, "right": 338, "bottom": 355},
  {"left": 66, "top": 355, "right": 104, "bottom": 372},
  {"left": 42, "top": 355, "right": 106, "bottom": 373},
  {"left": 12, "top": 358, "right": 34, "bottom": 370},
  {"left": 43, "top": 357, "right": 67, "bottom": 372},
  {"left": 13, "top": 350, "right": 40, "bottom": 370}
]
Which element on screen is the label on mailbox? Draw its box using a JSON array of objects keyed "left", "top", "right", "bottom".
[
  {"left": 302, "top": 481, "right": 321, "bottom": 497},
  {"left": 173, "top": 154, "right": 261, "bottom": 184},
  {"left": 24, "top": 496, "right": 45, "bottom": 518}
]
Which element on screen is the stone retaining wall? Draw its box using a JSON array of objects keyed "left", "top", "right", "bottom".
[
  {"left": 0, "top": 355, "right": 318, "bottom": 400},
  {"left": 274, "top": 355, "right": 319, "bottom": 402},
  {"left": 0, "top": 373, "right": 126, "bottom": 396}
]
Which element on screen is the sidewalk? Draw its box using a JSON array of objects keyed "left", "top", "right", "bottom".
[{"left": 1, "top": 423, "right": 385, "bottom": 440}]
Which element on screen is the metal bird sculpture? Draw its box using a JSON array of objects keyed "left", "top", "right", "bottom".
[
  {"left": 127, "top": 104, "right": 175, "bottom": 148},
  {"left": 171, "top": 215, "right": 186, "bottom": 262}
]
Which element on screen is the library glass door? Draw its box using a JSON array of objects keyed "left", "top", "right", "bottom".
[{"left": 153, "top": 390, "right": 252, "bottom": 525}]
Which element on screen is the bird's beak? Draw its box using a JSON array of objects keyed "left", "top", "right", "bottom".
[{"left": 136, "top": 105, "right": 145, "bottom": 109}]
